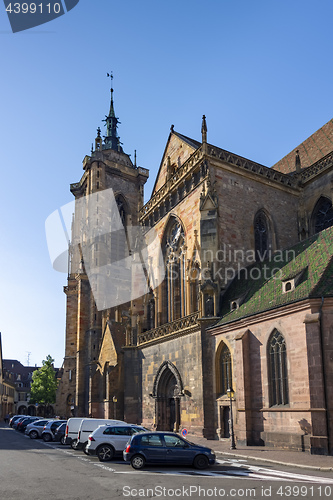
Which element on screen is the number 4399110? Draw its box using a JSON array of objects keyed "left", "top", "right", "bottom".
[{"left": 6, "top": 3, "right": 62, "bottom": 14}]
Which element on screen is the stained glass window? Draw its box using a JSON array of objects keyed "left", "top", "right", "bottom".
[
  {"left": 268, "top": 330, "right": 289, "bottom": 406},
  {"left": 313, "top": 197, "right": 333, "bottom": 234},
  {"left": 254, "top": 211, "right": 269, "bottom": 261}
]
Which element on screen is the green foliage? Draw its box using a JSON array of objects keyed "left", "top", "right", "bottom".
[{"left": 29, "top": 355, "right": 57, "bottom": 405}]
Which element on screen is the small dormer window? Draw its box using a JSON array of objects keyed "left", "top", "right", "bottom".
[
  {"left": 282, "top": 268, "right": 306, "bottom": 294},
  {"left": 282, "top": 280, "right": 295, "bottom": 293},
  {"left": 230, "top": 299, "right": 240, "bottom": 311}
]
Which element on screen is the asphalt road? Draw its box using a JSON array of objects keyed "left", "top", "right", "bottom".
[{"left": 1, "top": 425, "right": 333, "bottom": 500}]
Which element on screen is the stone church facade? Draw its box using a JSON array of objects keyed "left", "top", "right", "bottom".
[{"left": 56, "top": 83, "right": 333, "bottom": 454}]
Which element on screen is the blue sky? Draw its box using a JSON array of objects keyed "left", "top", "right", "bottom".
[{"left": 1, "top": 0, "right": 332, "bottom": 367}]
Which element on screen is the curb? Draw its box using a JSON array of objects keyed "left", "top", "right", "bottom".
[{"left": 216, "top": 451, "right": 333, "bottom": 472}]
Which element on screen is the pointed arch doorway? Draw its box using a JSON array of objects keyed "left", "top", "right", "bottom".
[{"left": 153, "top": 361, "right": 183, "bottom": 432}]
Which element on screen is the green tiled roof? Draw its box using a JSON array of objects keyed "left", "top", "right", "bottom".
[{"left": 215, "top": 226, "right": 333, "bottom": 326}]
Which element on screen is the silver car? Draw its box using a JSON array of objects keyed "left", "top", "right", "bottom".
[
  {"left": 41, "top": 420, "right": 66, "bottom": 442},
  {"left": 25, "top": 419, "right": 51, "bottom": 439}
]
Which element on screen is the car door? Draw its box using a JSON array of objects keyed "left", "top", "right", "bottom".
[
  {"left": 139, "top": 434, "right": 166, "bottom": 463},
  {"left": 164, "top": 434, "right": 194, "bottom": 465},
  {"left": 105, "top": 426, "right": 132, "bottom": 451}
]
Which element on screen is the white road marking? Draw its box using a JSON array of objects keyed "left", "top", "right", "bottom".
[{"left": 34, "top": 439, "right": 333, "bottom": 484}]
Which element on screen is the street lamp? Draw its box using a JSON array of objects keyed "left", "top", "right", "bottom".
[
  {"left": 112, "top": 396, "right": 117, "bottom": 419},
  {"left": 226, "top": 386, "right": 236, "bottom": 450}
]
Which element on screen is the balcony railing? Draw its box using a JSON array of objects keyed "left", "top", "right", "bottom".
[{"left": 137, "top": 311, "right": 201, "bottom": 345}]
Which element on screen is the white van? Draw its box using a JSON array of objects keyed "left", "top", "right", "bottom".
[
  {"left": 76, "top": 418, "right": 126, "bottom": 452},
  {"left": 65, "top": 418, "right": 85, "bottom": 448}
]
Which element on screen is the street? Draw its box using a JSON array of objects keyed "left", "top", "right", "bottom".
[{"left": 1, "top": 425, "right": 333, "bottom": 500}]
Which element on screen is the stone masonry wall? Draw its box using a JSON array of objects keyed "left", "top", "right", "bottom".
[
  {"left": 211, "top": 302, "right": 331, "bottom": 453},
  {"left": 139, "top": 330, "right": 204, "bottom": 436}
]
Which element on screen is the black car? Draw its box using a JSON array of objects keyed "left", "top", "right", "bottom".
[
  {"left": 123, "top": 432, "right": 215, "bottom": 470},
  {"left": 13, "top": 416, "right": 28, "bottom": 430},
  {"left": 53, "top": 422, "right": 67, "bottom": 445}
]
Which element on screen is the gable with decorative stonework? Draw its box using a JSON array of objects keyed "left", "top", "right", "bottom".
[
  {"left": 98, "top": 321, "right": 125, "bottom": 373},
  {"left": 152, "top": 130, "right": 200, "bottom": 195}
]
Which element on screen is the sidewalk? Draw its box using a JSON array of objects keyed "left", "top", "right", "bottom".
[{"left": 191, "top": 436, "right": 333, "bottom": 472}]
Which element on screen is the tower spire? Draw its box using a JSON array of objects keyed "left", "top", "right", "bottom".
[
  {"left": 201, "top": 115, "right": 207, "bottom": 144},
  {"left": 295, "top": 149, "right": 301, "bottom": 173},
  {"left": 103, "top": 72, "right": 123, "bottom": 152},
  {"left": 108, "top": 72, "right": 115, "bottom": 118}
]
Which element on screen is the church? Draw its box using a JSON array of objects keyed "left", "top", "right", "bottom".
[{"left": 56, "top": 81, "right": 333, "bottom": 455}]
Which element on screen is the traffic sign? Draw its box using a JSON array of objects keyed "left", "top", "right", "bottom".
[{"left": 181, "top": 428, "right": 188, "bottom": 437}]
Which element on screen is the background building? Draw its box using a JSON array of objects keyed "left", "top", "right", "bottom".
[{"left": 0, "top": 337, "right": 16, "bottom": 419}]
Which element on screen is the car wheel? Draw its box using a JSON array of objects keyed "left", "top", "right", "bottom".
[
  {"left": 83, "top": 442, "right": 89, "bottom": 455},
  {"left": 193, "top": 454, "right": 209, "bottom": 470},
  {"left": 43, "top": 433, "right": 52, "bottom": 442},
  {"left": 131, "top": 454, "right": 146, "bottom": 470},
  {"left": 29, "top": 430, "right": 38, "bottom": 439},
  {"left": 60, "top": 436, "right": 66, "bottom": 445},
  {"left": 97, "top": 444, "right": 114, "bottom": 462},
  {"left": 70, "top": 439, "right": 78, "bottom": 450}
]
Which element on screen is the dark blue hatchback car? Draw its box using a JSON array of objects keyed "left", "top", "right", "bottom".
[{"left": 123, "top": 431, "right": 215, "bottom": 470}]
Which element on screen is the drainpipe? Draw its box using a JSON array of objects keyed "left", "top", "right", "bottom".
[{"left": 318, "top": 297, "right": 331, "bottom": 454}]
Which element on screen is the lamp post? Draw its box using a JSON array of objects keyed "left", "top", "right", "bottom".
[
  {"left": 112, "top": 396, "right": 117, "bottom": 419},
  {"left": 226, "top": 386, "right": 236, "bottom": 450}
]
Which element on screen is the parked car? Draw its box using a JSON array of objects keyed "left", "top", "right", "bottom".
[
  {"left": 41, "top": 420, "right": 67, "bottom": 442},
  {"left": 25, "top": 419, "right": 50, "bottom": 439},
  {"left": 53, "top": 422, "right": 67, "bottom": 445},
  {"left": 17, "top": 417, "right": 40, "bottom": 432},
  {"left": 64, "top": 418, "right": 84, "bottom": 448},
  {"left": 123, "top": 432, "right": 215, "bottom": 470},
  {"left": 9, "top": 415, "right": 22, "bottom": 427},
  {"left": 76, "top": 418, "right": 126, "bottom": 452},
  {"left": 86, "top": 424, "right": 148, "bottom": 460},
  {"left": 13, "top": 417, "right": 28, "bottom": 430}
]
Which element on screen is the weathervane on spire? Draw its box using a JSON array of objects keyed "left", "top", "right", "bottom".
[
  {"left": 107, "top": 71, "right": 113, "bottom": 92},
  {"left": 103, "top": 72, "right": 123, "bottom": 152}
]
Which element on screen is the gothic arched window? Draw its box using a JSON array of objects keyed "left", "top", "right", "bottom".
[
  {"left": 162, "top": 219, "right": 186, "bottom": 323},
  {"left": 312, "top": 196, "right": 333, "bottom": 234},
  {"left": 103, "top": 363, "right": 109, "bottom": 401},
  {"left": 111, "top": 195, "right": 128, "bottom": 264},
  {"left": 216, "top": 343, "right": 232, "bottom": 397},
  {"left": 116, "top": 196, "right": 126, "bottom": 226},
  {"left": 190, "top": 263, "right": 200, "bottom": 313},
  {"left": 254, "top": 211, "right": 269, "bottom": 261},
  {"left": 268, "top": 330, "right": 289, "bottom": 406},
  {"left": 147, "top": 293, "right": 155, "bottom": 331}
]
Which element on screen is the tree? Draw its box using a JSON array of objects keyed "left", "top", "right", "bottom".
[{"left": 29, "top": 355, "right": 57, "bottom": 416}]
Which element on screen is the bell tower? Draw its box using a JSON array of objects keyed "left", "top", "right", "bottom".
[{"left": 56, "top": 75, "right": 149, "bottom": 418}]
